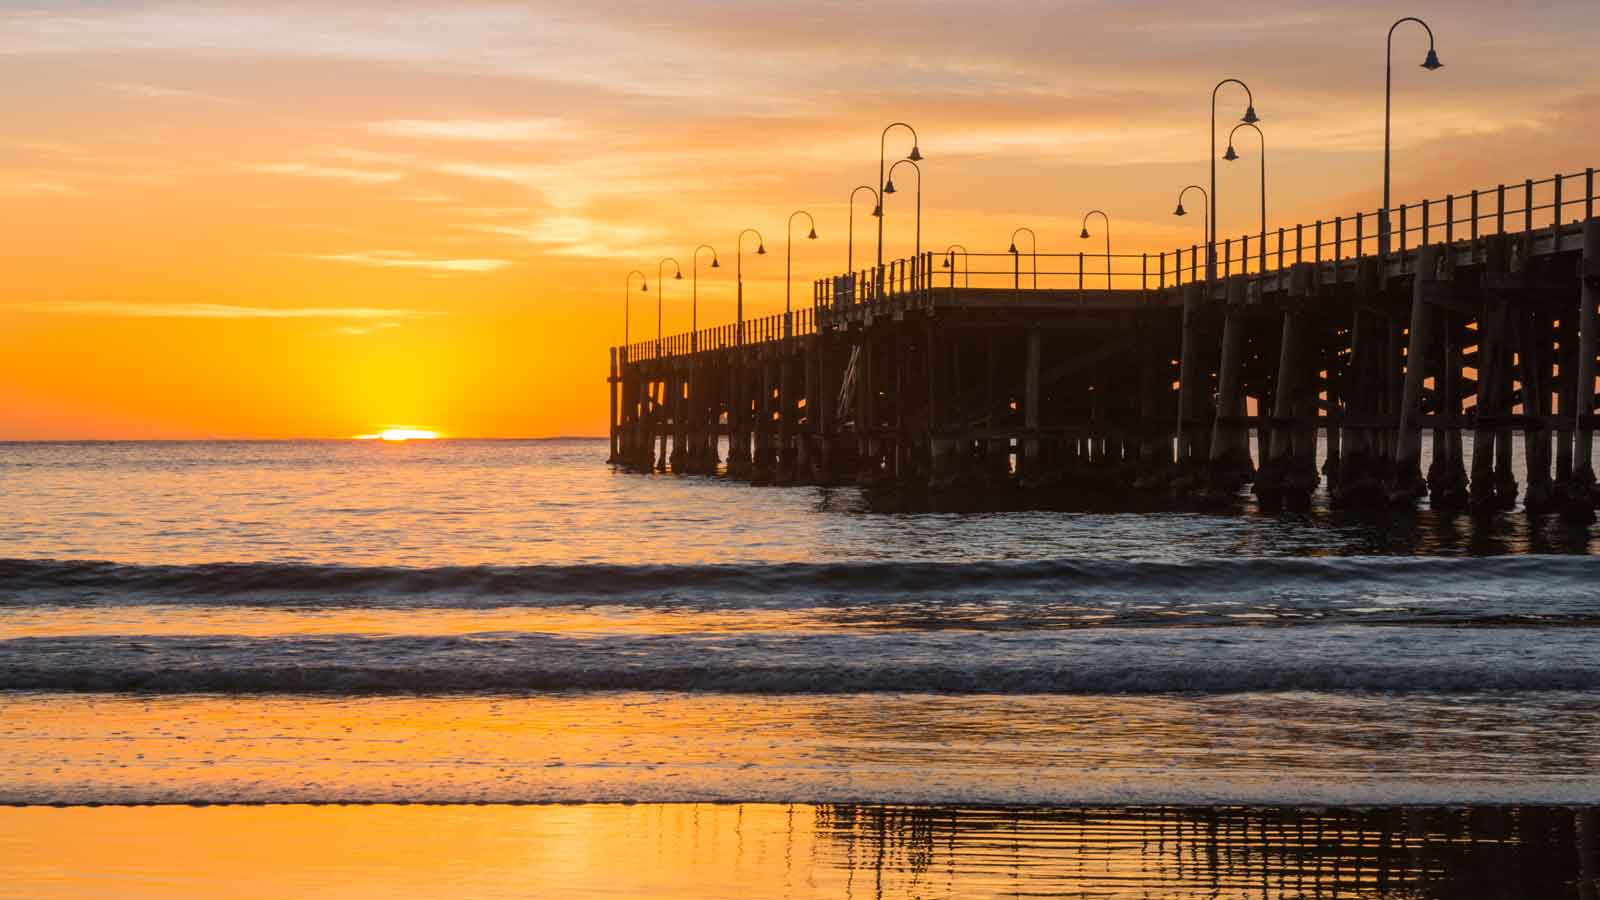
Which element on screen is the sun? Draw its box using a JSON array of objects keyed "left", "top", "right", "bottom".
[{"left": 353, "top": 428, "right": 442, "bottom": 442}]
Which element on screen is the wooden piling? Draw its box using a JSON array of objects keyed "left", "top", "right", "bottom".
[
  {"left": 1568, "top": 218, "right": 1600, "bottom": 520},
  {"left": 1393, "top": 244, "right": 1439, "bottom": 503}
]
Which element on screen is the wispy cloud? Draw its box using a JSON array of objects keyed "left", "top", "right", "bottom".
[
  {"left": 15, "top": 302, "right": 433, "bottom": 320},
  {"left": 370, "top": 117, "right": 574, "bottom": 142},
  {"left": 0, "top": 177, "right": 82, "bottom": 197},
  {"left": 247, "top": 162, "right": 403, "bottom": 184},
  {"left": 474, "top": 217, "right": 660, "bottom": 259},
  {"left": 331, "top": 321, "right": 403, "bottom": 336},
  {"left": 311, "top": 250, "right": 512, "bottom": 273},
  {"left": 101, "top": 82, "right": 237, "bottom": 103}
]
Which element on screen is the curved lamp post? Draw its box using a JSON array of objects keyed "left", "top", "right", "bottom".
[
  {"left": 785, "top": 210, "right": 817, "bottom": 338},
  {"left": 1223, "top": 123, "right": 1267, "bottom": 239},
  {"left": 877, "top": 122, "right": 921, "bottom": 270},
  {"left": 1173, "top": 185, "right": 1210, "bottom": 278},
  {"left": 656, "top": 257, "right": 682, "bottom": 354},
  {"left": 942, "top": 243, "right": 969, "bottom": 287},
  {"left": 883, "top": 158, "right": 923, "bottom": 267},
  {"left": 1210, "top": 77, "right": 1259, "bottom": 282},
  {"left": 691, "top": 244, "right": 719, "bottom": 352},
  {"left": 624, "top": 270, "right": 648, "bottom": 353},
  {"left": 1383, "top": 16, "right": 1442, "bottom": 256},
  {"left": 736, "top": 228, "right": 766, "bottom": 346},
  {"left": 1080, "top": 209, "right": 1111, "bottom": 289},
  {"left": 1008, "top": 226, "right": 1038, "bottom": 290},
  {"left": 848, "top": 184, "right": 880, "bottom": 275}
]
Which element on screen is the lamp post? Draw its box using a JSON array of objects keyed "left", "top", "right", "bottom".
[
  {"left": 1223, "top": 123, "right": 1267, "bottom": 239},
  {"left": 1080, "top": 209, "right": 1111, "bottom": 290},
  {"left": 883, "top": 158, "right": 923, "bottom": 270},
  {"left": 1383, "top": 16, "right": 1442, "bottom": 257},
  {"left": 877, "top": 122, "right": 922, "bottom": 271},
  {"left": 736, "top": 228, "right": 766, "bottom": 346},
  {"left": 656, "top": 257, "right": 682, "bottom": 355},
  {"left": 1008, "top": 227, "right": 1037, "bottom": 290},
  {"left": 624, "top": 270, "right": 647, "bottom": 353},
  {"left": 849, "top": 184, "right": 880, "bottom": 275},
  {"left": 1210, "top": 77, "right": 1259, "bottom": 282},
  {"left": 1174, "top": 184, "right": 1210, "bottom": 268},
  {"left": 942, "top": 243, "right": 969, "bottom": 287},
  {"left": 691, "top": 244, "right": 718, "bottom": 353},
  {"left": 785, "top": 210, "right": 817, "bottom": 339}
]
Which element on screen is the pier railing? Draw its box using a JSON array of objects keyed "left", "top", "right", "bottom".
[
  {"left": 620, "top": 166, "right": 1596, "bottom": 360},
  {"left": 622, "top": 306, "right": 818, "bottom": 363}
]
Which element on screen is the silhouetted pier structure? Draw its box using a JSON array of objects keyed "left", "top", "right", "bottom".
[{"left": 609, "top": 168, "right": 1600, "bottom": 517}]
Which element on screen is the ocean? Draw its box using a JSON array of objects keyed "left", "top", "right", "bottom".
[{"left": 3, "top": 438, "right": 1599, "bottom": 897}]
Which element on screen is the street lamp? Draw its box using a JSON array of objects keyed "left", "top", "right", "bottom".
[
  {"left": 1008, "top": 226, "right": 1037, "bottom": 290},
  {"left": 877, "top": 122, "right": 921, "bottom": 270},
  {"left": 1383, "top": 16, "right": 1442, "bottom": 257},
  {"left": 691, "top": 244, "right": 718, "bottom": 353},
  {"left": 943, "top": 243, "right": 969, "bottom": 287},
  {"left": 1080, "top": 209, "right": 1111, "bottom": 290},
  {"left": 656, "top": 257, "right": 682, "bottom": 353},
  {"left": 624, "top": 269, "right": 647, "bottom": 352},
  {"left": 1225, "top": 122, "right": 1267, "bottom": 272},
  {"left": 786, "top": 210, "right": 817, "bottom": 338},
  {"left": 736, "top": 228, "right": 766, "bottom": 345},
  {"left": 1223, "top": 123, "right": 1267, "bottom": 240},
  {"left": 883, "top": 157, "right": 922, "bottom": 265},
  {"left": 1210, "top": 77, "right": 1259, "bottom": 282},
  {"left": 848, "top": 184, "right": 880, "bottom": 275},
  {"left": 1174, "top": 185, "right": 1210, "bottom": 278}
]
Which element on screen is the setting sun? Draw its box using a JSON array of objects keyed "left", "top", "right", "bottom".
[{"left": 354, "top": 428, "right": 441, "bottom": 442}]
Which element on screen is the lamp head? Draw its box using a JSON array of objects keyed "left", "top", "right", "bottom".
[
  {"left": 1222, "top": 144, "right": 1239, "bottom": 162},
  {"left": 1421, "top": 48, "right": 1442, "bottom": 70},
  {"left": 711, "top": 258, "right": 720, "bottom": 268},
  {"left": 807, "top": 227, "right": 817, "bottom": 240},
  {"left": 1241, "top": 104, "right": 1259, "bottom": 124},
  {"left": 674, "top": 270, "right": 682, "bottom": 280},
  {"left": 756, "top": 244, "right": 766, "bottom": 255},
  {"left": 871, "top": 204, "right": 882, "bottom": 217},
  {"left": 942, "top": 257, "right": 951, "bottom": 268},
  {"left": 1007, "top": 242, "right": 1018, "bottom": 254},
  {"left": 908, "top": 145, "right": 922, "bottom": 162},
  {"left": 883, "top": 178, "right": 897, "bottom": 195},
  {"left": 1173, "top": 203, "right": 1187, "bottom": 217},
  {"left": 1079, "top": 227, "right": 1090, "bottom": 239},
  {"left": 641, "top": 280, "right": 649, "bottom": 292}
]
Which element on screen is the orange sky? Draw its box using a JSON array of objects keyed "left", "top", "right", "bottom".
[{"left": 1, "top": 1, "right": 1596, "bottom": 438}]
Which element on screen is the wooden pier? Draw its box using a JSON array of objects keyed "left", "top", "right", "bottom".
[{"left": 610, "top": 169, "right": 1600, "bottom": 518}]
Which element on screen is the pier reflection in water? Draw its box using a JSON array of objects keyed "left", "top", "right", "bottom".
[
  {"left": 4, "top": 804, "right": 1595, "bottom": 899},
  {"left": 815, "top": 805, "right": 1598, "bottom": 900}
]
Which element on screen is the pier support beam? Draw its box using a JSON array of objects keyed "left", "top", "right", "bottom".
[
  {"left": 1568, "top": 218, "right": 1600, "bottom": 521},
  {"left": 1392, "top": 245, "right": 1439, "bottom": 505},
  {"left": 1023, "top": 328, "right": 1042, "bottom": 481},
  {"left": 1174, "top": 283, "right": 1207, "bottom": 486},
  {"left": 1207, "top": 279, "right": 1254, "bottom": 497}
]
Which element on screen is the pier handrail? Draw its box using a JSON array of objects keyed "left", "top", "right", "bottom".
[{"left": 614, "top": 166, "right": 1597, "bottom": 359}]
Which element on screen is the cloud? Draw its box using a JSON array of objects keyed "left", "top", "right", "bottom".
[
  {"left": 369, "top": 118, "right": 575, "bottom": 142},
  {"left": 247, "top": 162, "right": 403, "bottom": 184},
  {"left": 15, "top": 302, "right": 433, "bottom": 320},
  {"left": 331, "top": 321, "right": 403, "bottom": 336},
  {"left": 101, "top": 81, "right": 237, "bottom": 103},
  {"left": 311, "top": 250, "right": 512, "bottom": 273},
  {"left": 473, "top": 217, "right": 660, "bottom": 259},
  {"left": 0, "top": 177, "right": 82, "bottom": 197}
]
